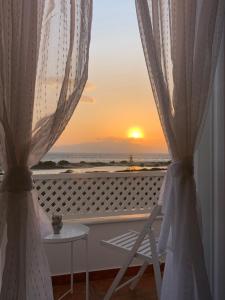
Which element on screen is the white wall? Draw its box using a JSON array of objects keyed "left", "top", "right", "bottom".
[
  {"left": 196, "top": 36, "right": 225, "bottom": 300},
  {"left": 196, "top": 102, "right": 214, "bottom": 283},
  {"left": 212, "top": 36, "right": 225, "bottom": 300},
  {"left": 44, "top": 217, "right": 161, "bottom": 275}
]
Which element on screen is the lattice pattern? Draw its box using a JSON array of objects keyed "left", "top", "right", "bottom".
[{"left": 33, "top": 172, "right": 165, "bottom": 219}]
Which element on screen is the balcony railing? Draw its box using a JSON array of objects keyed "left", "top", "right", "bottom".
[
  {"left": 32, "top": 170, "right": 165, "bottom": 275},
  {"left": 33, "top": 170, "right": 165, "bottom": 220}
]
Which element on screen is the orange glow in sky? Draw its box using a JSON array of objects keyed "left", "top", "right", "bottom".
[{"left": 53, "top": 0, "right": 167, "bottom": 154}]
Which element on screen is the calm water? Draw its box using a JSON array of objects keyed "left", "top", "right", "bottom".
[
  {"left": 43, "top": 152, "right": 170, "bottom": 163},
  {"left": 32, "top": 152, "right": 170, "bottom": 174}
]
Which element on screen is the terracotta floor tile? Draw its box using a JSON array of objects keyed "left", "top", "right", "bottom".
[{"left": 53, "top": 273, "right": 157, "bottom": 300}]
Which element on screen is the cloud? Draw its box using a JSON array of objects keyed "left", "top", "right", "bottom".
[
  {"left": 81, "top": 81, "right": 96, "bottom": 104},
  {"left": 40, "top": 78, "right": 96, "bottom": 104},
  {"left": 43, "top": 79, "right": 96, "bottom": 91},
  {"left": 80, "top": 95, "right": 95, "bottom": 104}
]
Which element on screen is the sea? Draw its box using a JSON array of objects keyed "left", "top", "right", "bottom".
[
  {"left": 34, "top": 152, "right": 170, "bottom": 174},
  {"left": 43, "top": 152, "right": 170, "bottom": 164}
]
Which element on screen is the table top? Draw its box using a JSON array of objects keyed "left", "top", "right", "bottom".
[{"left": 43, "top": 223, "right": 89, "bottom": 244}]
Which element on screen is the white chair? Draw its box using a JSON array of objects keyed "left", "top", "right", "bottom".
[{"left": 100, "top": 205, "right": 162, "bottom": 300}]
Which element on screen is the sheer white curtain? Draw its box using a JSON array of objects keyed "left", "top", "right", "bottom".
[
  {"left": 0, "top": 0, "right": 92, "bottom": 299},
  {"left": 135, "top": 1, "right": 225, "bottom": 299}
]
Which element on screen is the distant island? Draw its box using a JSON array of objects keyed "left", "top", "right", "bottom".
[{"left": 31, "top": 159, "right": 170, "bottom": 173}]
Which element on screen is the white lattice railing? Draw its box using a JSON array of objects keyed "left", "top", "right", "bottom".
[{"left": 32, "top": 171, "right": 165, "bottom": 220}]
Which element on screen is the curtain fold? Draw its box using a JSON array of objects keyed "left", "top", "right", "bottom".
[
  {"left": 135, "top": 1, "right": 225, "bottom": 299},
  {"left": 0, "top": 0, "right": 92, "bottom": 299}
]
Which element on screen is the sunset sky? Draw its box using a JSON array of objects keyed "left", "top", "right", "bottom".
[{"left": 54, "top": 0, "right": 167, "bottom": 154}]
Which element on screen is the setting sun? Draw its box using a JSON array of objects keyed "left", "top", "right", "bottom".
[{"left": 128, "top": 127, "right": 144, "bottom": 139}]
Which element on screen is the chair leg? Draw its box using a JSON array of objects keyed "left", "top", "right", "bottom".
[
  {"left": 129, "top": 261, "right": 148, "bottom": 290},
  {"left": 152, "top": 260, "right": 162, "bottom": 299},
  {"left": 103, "top": 254, "right": 135, "bottom": 300},
  {"left": 148, "top": 231, "right": 162, "bottom": 299}
]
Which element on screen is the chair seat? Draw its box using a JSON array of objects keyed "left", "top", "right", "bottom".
[{"left": 101, "top": 230, "right": 157, "bottom": 262}]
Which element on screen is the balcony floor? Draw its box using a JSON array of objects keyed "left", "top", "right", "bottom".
[{"left": 53, "top": 272, "right": 157, "bottom": 300}]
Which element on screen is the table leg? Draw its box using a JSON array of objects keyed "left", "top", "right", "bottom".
[
  {"left": 85, "top": 236, "right": 89, "bottom": 300},
  {"left": 58, "top": 242, "right": 74, "bottom": 300},
  {"left": 71, "top": 241, "right": 74, "bottom": 294}
]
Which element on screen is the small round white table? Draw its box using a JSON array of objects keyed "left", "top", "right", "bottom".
[{"left": 44, "top": 223, "right": 90, "bottom": 300}]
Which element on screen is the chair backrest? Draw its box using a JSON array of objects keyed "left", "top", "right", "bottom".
[
  {"left": 127, "top": 205, "right": 161, "bottom": 256},
  {"left": 146, "top": 204, "right": 162, "bottom": 228}
]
